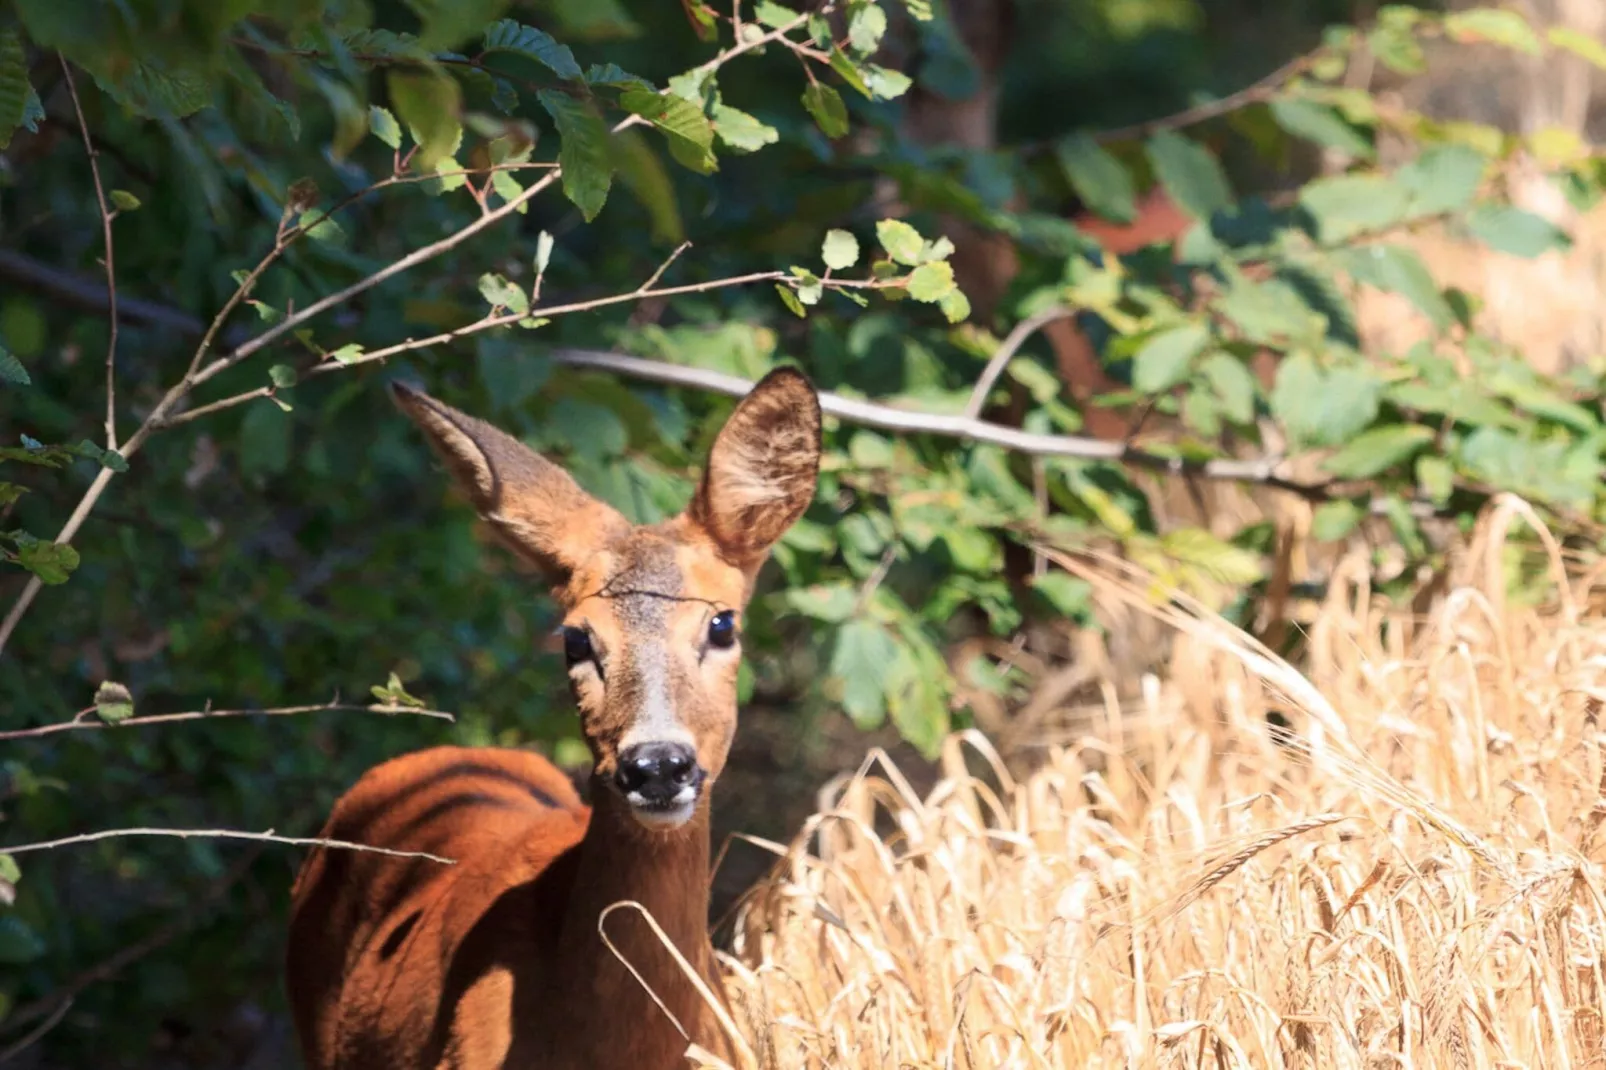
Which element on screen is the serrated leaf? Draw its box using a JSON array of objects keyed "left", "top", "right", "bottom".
[
  {"left": 1445, "top": 8, "right": 1540, "bottom": 54},
  {"left": 1322, "top": 423, "right": 1434, "bottom": 478},
  {"left": 1133, "top": 323, "right": 1208, "bottom": 394},
  {"left": 109, "top": 189, "right": 141, "bottom": 211},
  {"left": 831, "top": 619, "right": 899, "bottom": 728},
  {"left": 482, "top": 20, "right": 583, "bottom": 80},
  {"left": 711, "top": 101, "right": 778, "bottom": 153},
  {"left": 864, "top": 65, "right": 912, "bottom": 100},
  {"left": 1312, "top": 499, "right": 1363, "bottom": 541},
  {"left": 1270, "top": 97, "right": 1373, "bottom": 159},
  {"left": 1056, "top": 133, "right": 1136, "bottom": 224},
  {"left": 539, "top": 90, "right": 614, "bottom": 221},
  {"left": 755, "top": 0, "right": 801, "bottom": 28},
  {"left": 491, "top": 168, "right": 525, "bottom": 211},
  {"left": 0, "top": 29, "right": 27, "bottom": 151},
  {"left": 1299, "top": 173, "right": 1409, "bottom": 242},
  {"left": 93, "top": 681, "right": 135, "bottom": 723},
  {"left": 876, "top": 219, "right": 925, "bottom": 266},
  {"left": 73, "top": 440, "right": 128, "bottom": 472},
  {"left": 906, "top": 261, "right": 955, "bottom": 302},
  {"left": 328, "top": 343, "right": 365, "bottom": 365},
  {"left": 1466, "top": 204, "right": 1570, "bottom": 258},
  {"left": 848, "top": 3, "right": 888, "bottom": 53},
  {"left": 1031, "top": 572, "right": 1092, "bottom": 619},
  {"left": 584, "top": 63, "right": 653, "bottom": 91},
  {"left": 822, "top": 229, "right": 860, "bottom": 270},
  {"left": 776, "top": 284, "right": 806, "bottom": 317},
  {"left": 1146, "top": 130, "right": 1232, "bottom": 221},
  {"left": 1217, "top": 275, "right": 1322, "bottom": 345},
  {"left": 1271, "top": 353, "right": 1382, "bottom": 449},
  {"left": 478, "top": 272, "right": 529, "bottom": 314},
  {"left": 1336, "top": 244, "right": 1452, "bottom": 329},
  {"left": 1417, "top": 455, "right": 1454, "bottom": 504},
  {"left": 297, "top": 209, "right": 345, "bottom": 245},
  {"left": 621, "top": 87, "right": 716, "bottom": 173},
  {"left": 13, "top": 537, "right": 79, "bottom": 585},
  {"left": 370, "top": 671, "right": 426, "bottom": 708},
  {"left": 802, "top": 83, "right": 849, "bottom": 139},
  {"left": 268, "top": 365, "right": 297, "bottom": 388},
  {"left": 369, "top": 105, "right": 403, "bottom": 149},
  {"left": 387, "top": 71, "right": 462, "bottom": 171},
  {"left": 1159, "top": 527, "right": 1263, "bottom": 586},
  {"left": 0, "top": 347, "right": 28, "bottom": 387},
  {"left": 938, "top": 288, "right": 971, "bottom": 323}
]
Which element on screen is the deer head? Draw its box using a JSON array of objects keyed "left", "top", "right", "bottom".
[{"left": 391, "top": 368, "right": 821, "bottom": 829}]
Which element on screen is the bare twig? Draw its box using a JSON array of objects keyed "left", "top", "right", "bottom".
[
  {"left": 1088, "top": 50, "right": 1323, "bottom": 146},
  {"left": 963, "top": 307, "right": 1079, "bottom": 420},
  {"left": 549, "top": 349, "right": 1329, "bottom": 495},
  {"left": 0, "top": 701, "right": 453, "bottom": 742},
  {"left": 59, "top": 56, "right": 119, "bottom": 452},
  {"left": 0, "top": 996, "right": 72, "bottom": 1065},
  {"left": 2, "top": 827, "right": 456, "bottom": 864},
  {"left": 638, "top": 241, "right": 693, "bottom": 293}
]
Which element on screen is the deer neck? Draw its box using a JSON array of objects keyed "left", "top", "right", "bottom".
[{"left": 550, "top": 778, "right": 726, "bottom": 1061}]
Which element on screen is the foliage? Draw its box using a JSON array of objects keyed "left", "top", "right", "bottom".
[{"left": 2, "top": 0, "right": 1606, "bottom": 1061}]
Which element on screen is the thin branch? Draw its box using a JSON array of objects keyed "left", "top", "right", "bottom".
[
  {"left": 2, "top": 827, "right": 456, "bottom": 864},
  {"left": 637, "top": 241, "right": 692, "bottom": 293},
  {"left": 0, "top": 845, "right": 267, "bottom": 1040},
  {"left": 0, "top": 701, "right": 454, "bottom": 742},
  {"left": 1089, "top": 49, "right": 1322, "bottom": 146},
  {"left": 0, "top": 996, "right": 72, "bottom": 1065},
  {"left": 59, "top": 57, "right": 119, "bottom": 452},
  {"left": 963, "top": 307, "right": 1079, "bottom": 420},
  {"left": 549, "top": 348, "right": 1332, "bottom": 496}
]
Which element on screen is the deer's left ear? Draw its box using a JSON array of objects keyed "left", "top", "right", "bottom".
[{"left": 686, "top": 367, "right": 821, "bottom": 569}]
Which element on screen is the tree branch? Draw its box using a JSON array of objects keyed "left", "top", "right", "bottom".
[
  {"left": 549, "top": 349, "right": 1331, "bottom": 496},
  {"left": 1, "top": 827, "right": 456, "bottom": 864},
  {"left": 963, "top": 306, "right": 1078, "bottom": 420},
  {"left": 0, "top": 700, "right": 454, "bottom": 742},
  {"left": 59, "top": 56, "right": 120, "bottom": 452}
]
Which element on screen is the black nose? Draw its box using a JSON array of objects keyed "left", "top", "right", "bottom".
[{"left": 614, "top": 742, "right": 702, "bottom": 805}]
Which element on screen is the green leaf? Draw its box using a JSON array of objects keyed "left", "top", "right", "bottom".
[
  {"left": 801, "top": 83, "right": 849, "bottom": 139},
  {"left": 1133, "top": 323, "right": 1208, "bottom": 394},
  {"left": 776, "top": 284, "right": 806, "bottom": 317},
  {"left": 1417, "top": 455, "right": 1454, "bottom": 505},
  {"left": 1159, "top": 527, "right": 1263, "bottom": 587},
  {"left": 268, "top": 365, "right": 297, "bottom": 388},
  {"left": 938, "top": 289, "right": 971, "bottom": 323},
  {"left": 1336, "top": 244, "right": 1452, "bottom": 329},
  {"left": 93, "top": 680, "right": 135, "bottom": 723},
  {"left": 1216, "top": 276, "right": 1322, "bottom": 345},
  {"left": 109, "top": 189, "right": 141, "bottom": 211},
  {"left": 297, "top": 209, "right": 345, "bottom": 245},
  {"left": 482, "top": 20, "right": 583, "bottom": 80},
  {"left": 1200, "top": 351, "right": 1256, "bottom": 424},
  {"left": 831, "top": 619, "right": 900, "bottom": 729},
  {"left": 906, "top": 261, "right": 956, "bottom": 302},
  {"left": 848, "top": 3, "right": 888, "bottom": 53},
  {"left": 1269, "top": 97, "right": 1373, "bottom": 159},
  {"left": 620, "top": 87, "right": 716, "bottom": 173},
  {"left": 1398, "top": 144, "right": 1487, "bottom": 216},
  {"left": 1056, "top": 133, "right": 1136, "bottom": 224},
  {"left": 875, "top": 219, "right": 925, "bottom": 266},
  {"left": 369, "top": 105, "right": 403, "bottom": 149},
  {"left": 405, "top": 0, "right": 511, "bottom": 50},
  {"left": 822, "top": 229, "right": 860, "bottom": 270},
  {"left": 1031, "top": 572, "right": 1092, "bottom": 620},
  {"left": 387, "top": 71, "right": 463, "bottom": 171},
  {"left": 1445, "top": 8, "right": 1540, "bottom": 54},
  {"left": 755, "top": 1, "right": 801, "bottom": 28},
  {"left": 73, "top": 440, "right": 128, "bottom": 473},
  {"left": 0, "top": 346, "right": 28, "bottom": 387},
  {"left": 1146, "top": 130, "right": 1232, "bottom": 221},
  {"left": 1466, "top": 205, "right": 1570, "bottom": 258},
  {"left": 1321, "top": 423, "right": 1435, "bottom": 479},
  {"left": 783, "top": 583, "right": 856, "bottom": 622},
  {"left": 539, "top": 90, "right": 614, "bottom": 221},
  {"left": 1271, "top": 353, "right": 1382, "bottom": 449},
  {"left": 864, "top": 65, "right": 912, "bottom": 100},
  {"left": 1312, "top": 499, "right": 1363, "bottom": 541},
  {"left": 711, "top": 101, "right": 778, "bottom": 153},
  {"left": 478, "top": 272, "right": 529, "bottom": 314},
  {"left": 828, "top": 48, "right": 873, "bottom": 98},
  {"left": 12, "top": 536, "right": 79, "bottom": 585},
  {"left": 0, "top": 853, "right": 18, "bottom": 886},
  {"left": 1549, "top": 26, "right": 1606, "bottom": 71},
  {"left": 327, "top": 343, "right": 364, "bottom": 365},
  {"left": 1299, "top": 174, "right": 1409, "bottom": 242},
  {"left": 0, "top": 29, "right": 31, "bottom": 151},
  {"left": 370, "top": 671, "right": 426, "bottom": 708}
]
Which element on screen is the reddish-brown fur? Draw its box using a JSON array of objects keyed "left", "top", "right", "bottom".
[{"left": 287, "top": 369, "right": 822, "bottom": 1069}]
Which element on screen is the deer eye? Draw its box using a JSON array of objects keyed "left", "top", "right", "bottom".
[
  {"left": 561, "top": 626, "right": 594, "bottom": 668},
  {"left": 707, "top": 611, "right": 737, "bottom": 649}
]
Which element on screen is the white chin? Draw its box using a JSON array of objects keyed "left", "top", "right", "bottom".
[{"left": 626, "top": 793, "right": 698, "bottom": 830}]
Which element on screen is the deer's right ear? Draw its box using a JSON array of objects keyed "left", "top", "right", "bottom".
[{"left": 390, "top": 382, "right": 627, "bottom": 578}]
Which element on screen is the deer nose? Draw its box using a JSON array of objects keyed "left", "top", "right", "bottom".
[{"left": 614, "top": 742, "right": 702, "bottom": 806}]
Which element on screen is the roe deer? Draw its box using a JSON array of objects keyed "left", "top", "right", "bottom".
[{"left": 285, "top": 368, "right": 822, "bottom": 1069}]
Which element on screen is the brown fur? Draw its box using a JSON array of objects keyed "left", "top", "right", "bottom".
[{"left": 287, "top": 368, "right": 822, "bottom": 1069}]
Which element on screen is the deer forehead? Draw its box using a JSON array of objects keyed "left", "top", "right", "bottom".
[{"left": 563, "top": 529, "right": 748, "bottom": 641}]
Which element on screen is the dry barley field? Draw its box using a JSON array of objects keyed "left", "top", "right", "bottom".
[{"left": 696, "top": 498, "right": 1606, "bottom": 1069}]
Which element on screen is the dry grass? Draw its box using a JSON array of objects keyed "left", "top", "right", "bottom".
[{"left": 706, "top": 498, "right": 1606, "bottom": 1068}]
